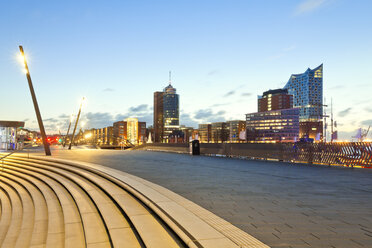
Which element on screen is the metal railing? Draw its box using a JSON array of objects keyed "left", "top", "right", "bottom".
[
  {"left": 0, "top": 144, "right": 34, "bottom": 161},
  {"left": 137, "top": 142, "right": 372, "bottom": 168}
]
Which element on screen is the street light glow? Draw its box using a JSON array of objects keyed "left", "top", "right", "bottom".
[{"left": 18, "top": 49, "right": 29, "bottom": 74}]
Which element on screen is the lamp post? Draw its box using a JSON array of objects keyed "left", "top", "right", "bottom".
[
  {"left": 63, "top": 114, "right": 73, "bottom": 147},
  {"left": 69, "top": 97, "right": 85, "bottom": 150},
  {"left": 19, "top": 46, "right": 51, "bottom": 156}
]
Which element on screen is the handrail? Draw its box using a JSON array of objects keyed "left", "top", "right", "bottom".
[{"left": 0, "top": 143, "right": 34, "bottom": 161}]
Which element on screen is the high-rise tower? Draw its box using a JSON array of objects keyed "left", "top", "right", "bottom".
[{"left": 154, "top": 72, "right": 180, "bottom": 142}]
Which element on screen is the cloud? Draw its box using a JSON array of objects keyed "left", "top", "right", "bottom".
[
  {"left": 327, "top": 85, "right": 344, "bottom": 90},
  {"left": 193, "top": 108, "right": 226, "bottom": 123},
  {"left": 207, "top": 70, "right": 219, "bottom": 76},
  {"left": 294, "top": 0, "right": 328, "bottom": 15},
  {"left": 224, "top": 90, "right": 235, "bottom": 97},
  {"left": 283, "top": 45, "right": 296, "bottom": 52},
  {"left": 58, "top": 114, "right": 69, "bottom": 119},
  {"left": 115, "top": 104, "right": 153, "bottom": 124},
  {"left": 194, "top": 109, "right": 213, "bottom": 119},
  {"left": 44, "top": 118, "right": 59, "bottom": 123},
  {"left": 102, "top": 88, "right": 115, "bottom": 92},
  {"left": 365, "top": 107, "right": 372, "bottom": 113},
  {"left": 128, "top": 104, "right": 149, "bottom": 113},
  {"left": 180, "top": 113, "right": 198, "bottom": 128},
  {"left": 338, "top": 107, "right": 352, "bottom": 117},
  {"left": 85, "top": 112, "right": 115, "bottom": 128},
  {"left": 210, "top": 103, "right": 225, "bottom": 107},
  {"left": 241, "top": 92, "right": 252, "bottom": 97},
  {"left": 268, "top": 44, "right": 297, "bottom": 61},
  {"left": 360, "top": 119, "right": 372, "bottom": 126}
]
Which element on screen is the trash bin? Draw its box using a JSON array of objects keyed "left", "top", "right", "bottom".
[{"left": 190, "top": 140, "right": 200, "bottom": 155}]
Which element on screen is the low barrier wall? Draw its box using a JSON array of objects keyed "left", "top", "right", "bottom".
[{"left": 135, "top": 142, "right": 372, "bottom": 168}]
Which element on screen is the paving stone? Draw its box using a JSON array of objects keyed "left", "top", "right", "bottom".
[{"left": 22, "top": 148, "right": 372, "bottom": 248}]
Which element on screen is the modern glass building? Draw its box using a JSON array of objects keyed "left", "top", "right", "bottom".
[
  {"left": 284, "top": 64, "right": 323, "bottom": 122},
  {"left": 153, "top": 79, "right": 180, "bottom": 142},
  {"left": 163, "top": 84, "right": 179, "bottom": 128},
  {"left": 246, "top": 108, "right": 300, "bottom": 143}
]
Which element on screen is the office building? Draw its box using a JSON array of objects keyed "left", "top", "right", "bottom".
[
  {"left": 246, "top": 108, "right": 300, "bottom": 143},
  {"left": 113, "top": 121, "right": 127, "bottom": 145},
  {"left": 113, "top": 119, "right": 146, "bottom": 145},
  {"left": 154, "top": 91, "right": 164, "bottom": 143},
  {"left": 284, "top": 64, "right": 323, "bottom": 140},
  {"left": 125, "top": 118, "right": 146, "bottom": 145},
  {"left": 180, "top": 126, "right": 194, "bottom": 143},
  {"left": 227, "top": 120, "right": 246, "bottom": 143},
  {"left": 211, "top": 122, "right": 229, "bottom": 143},
  {"left": 154, "top": 75, "right": 180, "bottom": 143},
  {"left": 198, "top": 124, "right": 211, "bottom": 143},
  {"left": 258, "top": 89, "right": 293, "bottom": 112}
]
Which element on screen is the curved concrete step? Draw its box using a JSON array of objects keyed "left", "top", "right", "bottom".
[
  {"left": 4, "top": 157, "right": 182, "bottom": 248},
  {"left": 0, "top": 179, "right": 27, "bottom": 247},
  {"left": 2, "top": 160, "right": 111, "bottom": 247},
  {"left": 0, "top": 154, "right": 269, "bottom": 248},
  {"left": 1, "top": 166, "right": 65, "bottom": 247},
  {"left": 0, "top": 187, "right": 12, "bottom": 243},
  {"left": 13, "top": 158, "right": 184, "bottom": 248}
]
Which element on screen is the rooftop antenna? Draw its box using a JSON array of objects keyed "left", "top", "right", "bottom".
[{"left": 169, "top": 71, "right": 172, "bottom": 86}]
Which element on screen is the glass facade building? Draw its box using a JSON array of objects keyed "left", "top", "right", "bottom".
[
  {"left": 163, "top": 84, "right": 179, "bottom": 128},
  {"left": 154, "top": 82, "right": 180, "bottom": 142},
  {"left": 246, "top": 108, "right": 300, "bottom": 143},
  {"left": 284, "top": 64, "right": 323, "bottom": 122}
]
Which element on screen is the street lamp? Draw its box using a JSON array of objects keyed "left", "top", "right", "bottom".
[
  {"left": 19, "top": 45, "right": 51, "bottom": 156},
  {"left": 63, "top": 114, "right": 74, "bottom": 147},
  {"left": 68, "top": 97, "right": 86, "bottom": 150}
]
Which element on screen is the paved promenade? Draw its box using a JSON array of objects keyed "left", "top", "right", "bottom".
[
  {"left": 0, "top": 152, "right": 266, "bottom": 247},
  {"left": 27, "top": 147, "right": 372, "bottom": 248}
]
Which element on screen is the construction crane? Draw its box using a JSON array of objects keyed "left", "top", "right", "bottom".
[{"left": 352, "top": 126, "right": 370, "bottom": 142}]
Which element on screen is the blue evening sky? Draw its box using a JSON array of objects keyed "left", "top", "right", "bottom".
[{"left": 1, "top": 0, "right": 371, "bottom": 139}]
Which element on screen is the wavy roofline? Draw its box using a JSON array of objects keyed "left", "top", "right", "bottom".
[
  {"left": 289, "top": 63, "right": 323, "bottom": 78},
  {"left": 284, "top": 64, "right": 323, "bottom": 88}
]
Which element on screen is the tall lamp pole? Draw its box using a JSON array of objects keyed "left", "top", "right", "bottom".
[
  {"left": 63, "top": 114, "right": 73, "bottom": 147},
  {"left": 69, "top": 97, "right": 85, "bottom": 150},
  {"left": 19, "top": 46, "right": 51, "bottom": 156}
]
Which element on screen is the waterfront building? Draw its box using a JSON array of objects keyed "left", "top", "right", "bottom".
[
  {"left": 113, "top": 119, "right": 146, "bottom": 145},
  {"left": 211, "top": 122, "right": 229, "bottom": 143},
  {"left": 258, "top": 89, "right": 293, "bottom": 112},
  {"left": 113, "top": 121, "right": 127, "bottom": 145},
  {"left": 138, "top": 121, "right": 147, "bottom": 144},
  {"left": 153, "top": 91, "right": 164, "bottom": 143},
  {"left": 198, "top": 124, "right": 211, "bottom": 143},
  {"left": 227, "top": 120, "right": 246, "bottom": 143},
  {"left": 125, "top": 118, "right": 147, "bottom": 145},
  {"left": 180, "top": 126, "right": 194, "bottom": 143},
  {"left": 284, "top": 64, "right": 323, "bottom": 140},
  {"left": 246, "top": 108, "right": 300, "bottom": 143},
  {"left": 0, "top": 121, "right": 25, "bottom": 150},
  {"left": 153, "top": 74, "right": 180, "bottom": 143},
  {"left": 103, "top": 126, "right": 114, "bottom": 145},
  {"left": 126, "top": 118, "right": 138, "bottom": 145}
]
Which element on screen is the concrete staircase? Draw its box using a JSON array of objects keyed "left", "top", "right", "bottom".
[{"left": 0, "top": 154, "right": 269, "bottom": 248}]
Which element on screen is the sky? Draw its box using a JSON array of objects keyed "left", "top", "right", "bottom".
[{"left": 1, "top": 0, "right": 372, "bottom": 139}]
